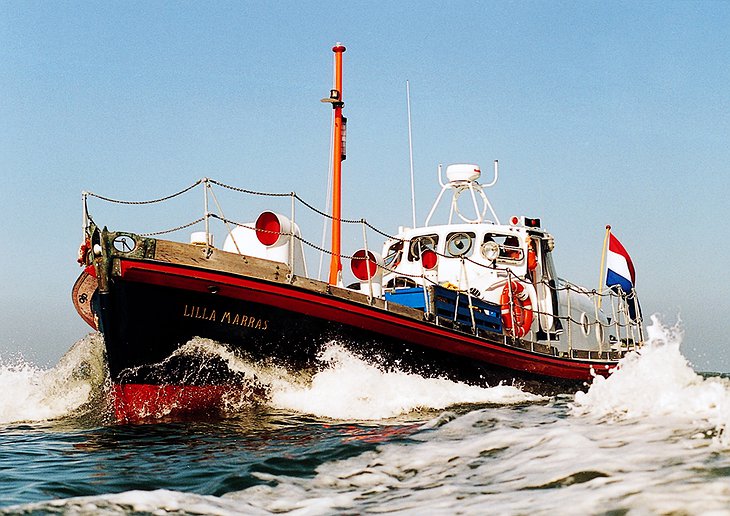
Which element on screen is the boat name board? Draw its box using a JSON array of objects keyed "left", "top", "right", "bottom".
[{"left": 182, "top": 304, "right": 269, "bottom": 330}]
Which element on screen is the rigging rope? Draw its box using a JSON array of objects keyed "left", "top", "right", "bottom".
[
  {"left": 141, "top": 217, "right": 206, "bottom": 237},
  {"left": 84, "top": 180, "right": 202, "bottom": 205},
  {"left": 207, "top": 179, "right": 293, "bottom": 198}
]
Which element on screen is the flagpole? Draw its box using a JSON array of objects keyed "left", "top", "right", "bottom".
[{"left": 597, "top": 225, "right": 611, "bottom": 310}]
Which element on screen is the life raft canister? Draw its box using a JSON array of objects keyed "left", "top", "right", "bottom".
[{"left": 500, "top": 280, "right": 534, "bottom": 338}]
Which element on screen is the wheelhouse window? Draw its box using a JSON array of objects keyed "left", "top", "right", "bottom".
[
  {"left": 445, "top": 232, "right": 475, "bottom": 257},
  {"left": 481, "top": 233, "right": 523, "bottom": 263},
  {"left": 408, "top": 234, "right": 438, "bottom": 262},
  {"left": 384, "top": 240, "right": 404, "bottom": 269}
]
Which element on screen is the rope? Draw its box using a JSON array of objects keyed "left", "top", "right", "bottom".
[
  {"left": 207, "top": 179, "right": 293, "bottom": 198},
  {"left": 84, "top": 180, "right": 203, "bottom": 205},
  {"left": 141, "top": 217, "right": 205, "bottom": 237},
  {"left": 292, "top": 193, "right": 365, "bottom": 225}
]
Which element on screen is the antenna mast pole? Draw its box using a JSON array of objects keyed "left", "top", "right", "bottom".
[
  {"left": 407, "top": 80, "right": 416, "bottom": 228},
  {"left": 323, "top": 43, "right": 346, "bottom": 286}
]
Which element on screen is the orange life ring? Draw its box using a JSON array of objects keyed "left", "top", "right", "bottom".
[{"left": 500, "top": 280, "right": 534, "bottom": 337}]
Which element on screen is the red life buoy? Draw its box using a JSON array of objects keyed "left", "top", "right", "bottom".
[
  {"left": 500, "top": 280, "right": 534, "bottom": 337},
  {"left": 77, "top": 239, "right": 91, "bottom": 265}
]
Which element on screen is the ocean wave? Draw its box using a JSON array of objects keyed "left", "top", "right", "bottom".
[
  {"left": 0, "top": 334, "right": 109, "bottom": 426},
  {"left": 572, "top": 314, "right": 730, "bottom": 446}
]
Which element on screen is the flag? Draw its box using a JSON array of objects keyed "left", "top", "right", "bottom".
[
  {"left": 605, "top": 232, "right": 635, "bottom": 293},
  {"left": 605, "top": 232, "right": 641, "bottom": 321}
]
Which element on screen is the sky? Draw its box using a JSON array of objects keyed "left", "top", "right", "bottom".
[{"left": 1, "top": 1, "right": 729, "bottom": 371}]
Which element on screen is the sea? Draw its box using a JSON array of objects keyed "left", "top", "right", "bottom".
[{"left": 1, "top": 316, "right": 730, "bottom": 515}]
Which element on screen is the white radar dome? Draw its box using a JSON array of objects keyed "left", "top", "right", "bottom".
[{"left": 446, "top": 163, "right": 481, "bottom": 183}]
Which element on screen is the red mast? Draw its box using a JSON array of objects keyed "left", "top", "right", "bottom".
[{"left": 323, "top": 43, "right": 346, "bottom": 286}]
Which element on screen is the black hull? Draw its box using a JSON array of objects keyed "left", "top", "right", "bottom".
[{"left": 95, "top": 275, "right": 585, "bottom": 396}]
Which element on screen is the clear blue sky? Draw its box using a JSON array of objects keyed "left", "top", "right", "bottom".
[{"left": 2, "top": 2, "right": 728, "bottom": 371}]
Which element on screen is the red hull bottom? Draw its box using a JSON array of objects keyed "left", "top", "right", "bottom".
[{"left": 112, "top": 384, "right": 247, "bottom": 423}]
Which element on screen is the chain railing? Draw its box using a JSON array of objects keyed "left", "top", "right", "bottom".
[{"left": 82, "top": 178, "right": 643, "bottom": 358}]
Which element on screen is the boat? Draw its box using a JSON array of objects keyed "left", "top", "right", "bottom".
[{"left": 72, "top": 44, "right": 644, "bottom": 422}]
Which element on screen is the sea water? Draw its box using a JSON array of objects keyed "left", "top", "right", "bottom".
[{"left": 1, "top": 317, "right": 730, "bottom": 515}]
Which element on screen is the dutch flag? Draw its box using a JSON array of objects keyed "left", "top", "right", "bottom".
[
  {"left": 605, "top": 232, "right": 641, "bottom": 321},
  {"left": 605, "top": 233, "right": 635, "bottom": 293}
]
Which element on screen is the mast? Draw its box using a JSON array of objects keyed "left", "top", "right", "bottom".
[{"left": 322, "top": 43, "right": 346, "bottom": 285}]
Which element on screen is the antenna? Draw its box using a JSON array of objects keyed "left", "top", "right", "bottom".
[{"left": 406, "top": 80, "right": 416, "bottom": 228}]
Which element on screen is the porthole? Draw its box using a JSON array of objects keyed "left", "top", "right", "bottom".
[
  {"left": 446, "top": 232, "right": 474, "bottom": 257},
  {"left": 112, "top": 235, "right": 136, "bottom": 253},
  {"left": 596, "top": 323, "right": 604, "bottom": 344},
  {"left": 580, "top": 312, "right": 591, "bottom": 336}
]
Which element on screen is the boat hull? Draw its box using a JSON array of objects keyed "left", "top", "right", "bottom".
[{"left": 89, "top": 250, "right": 617, "bottom": 421}]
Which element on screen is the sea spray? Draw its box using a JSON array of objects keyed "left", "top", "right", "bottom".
[
  {"left": 0, "top": 333, "right": 109, "bottom": 425},
  {"left": 5, "top": 318, "right": 730, "bottom": 514},
  {"left": 2, "top": 334, "right": 537, "bottom": 424},
  {"left": 223, "top": 326, "right": 730, "bottom": 515},
  {"left": 174, "top": 338, "right": 544, "bottom": 420},
  {"left": 572, "top": 315, "right": 730, "bottom": 446},
  {"left": 268, "top": 343, "right": 543, "bottom": 419}
]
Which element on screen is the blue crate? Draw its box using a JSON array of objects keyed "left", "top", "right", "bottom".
[
  {"left": 384, "top": 285, "right": 503, "bottom": 334},
  {"left": 385, "top": 287, "right": 428, "bottom": 310},
  {"left": 432, "top": 286, "right": 502, "bottom": 333}
]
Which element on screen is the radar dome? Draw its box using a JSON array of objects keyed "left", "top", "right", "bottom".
[{"left": 446, "top": 164, "right": 481, "bottom": 183}]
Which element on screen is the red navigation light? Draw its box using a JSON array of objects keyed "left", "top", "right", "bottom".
[
  {"left": 422, "top": 249, "right": 438, "bottom": 270},
  {"left": 351, "top": 249, "right": 378, "bottom": 280},
  {"left": 524, "top": 217, "right": 541, "bottom": 228},
  {"left": 510, "top": 216, "right": 520, "bottom": 226},
  {"left": 255, "top": 211, "right": 281, "bottom": 246}
]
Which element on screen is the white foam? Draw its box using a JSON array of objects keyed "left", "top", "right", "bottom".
[
  {"left": 137, "top": 338, "right": 543, "bottom": 420},
  {"left": 226, "top": 382, "right": 730, "bottom": 515},
  {"left": 0, "top": 334, "right": 107, "bottom": 425},
  {"left": 267, "top": 343, "right": 543, "bottom": 419},
  {"left": 7, "top": 324, "right": 730, "bottom": 515},
  {"left": 3, "top": 489, "right": 261, "bottom": 516},
  {"left": 573, "top": 314, "right": 730, "bottom": 446},
  {"left": 1, "top": 334, "right": 540, "bottom": 424}
]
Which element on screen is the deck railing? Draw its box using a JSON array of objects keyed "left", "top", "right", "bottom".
[{"left": 83, "top": 178, "right": 644, "bottom": 357}]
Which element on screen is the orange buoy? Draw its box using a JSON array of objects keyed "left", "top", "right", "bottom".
[{"left": 500, "top": 280, "right": 534, "bottom": 337}]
